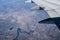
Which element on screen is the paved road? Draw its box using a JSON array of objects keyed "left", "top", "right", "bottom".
[{"left": 0, "top": 0, "right": 60, "bottom": 40}]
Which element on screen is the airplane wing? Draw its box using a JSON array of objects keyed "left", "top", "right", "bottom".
[
  {"left": 25, "top": 0, "right": 32, "bottom": 3},
  {"left": 25, "top": 0, "right": 60, "bottom": 30},
  {"left": 46, "top": 9, "right": 60, "bottom": 18},
  {"left": 45, "top": 0, "right": 60, "bottom": 5},
  {"left": 39, "top": 7, "right": 60, "bottom": 30}
]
